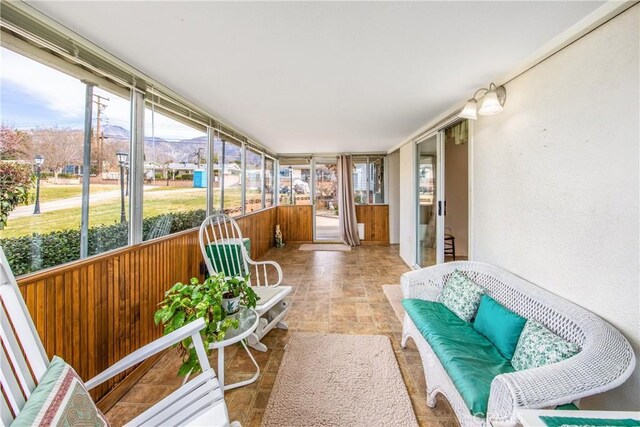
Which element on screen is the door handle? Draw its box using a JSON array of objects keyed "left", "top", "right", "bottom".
[{"left": 438, "top": 201, "right": 442, "bottom": 216}]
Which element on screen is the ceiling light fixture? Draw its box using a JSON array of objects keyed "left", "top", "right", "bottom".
[{"left": 458, "top": 83, "right": 507, "bottom": 120}]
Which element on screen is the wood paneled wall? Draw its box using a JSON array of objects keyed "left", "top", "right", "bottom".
[
  {"left": 356, "top": 205, "right": 390, "bottom": 245},
  {"left": 276, "top": 206, "right": 313, "bottom": 242},
  {"left": 15, "top": 207, "right": 277, "bottom": 409}
]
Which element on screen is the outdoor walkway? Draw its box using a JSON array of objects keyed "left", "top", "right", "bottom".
[{"left": 105, "top": 245, "right": 458, "bottom": 427}]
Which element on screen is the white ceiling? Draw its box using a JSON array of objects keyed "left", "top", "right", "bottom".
[{"left": 30, "top": 1, "right": 602, "bottom": 154}]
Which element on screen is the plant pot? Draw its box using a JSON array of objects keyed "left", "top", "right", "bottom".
[{"left": 222, "top": 294, "right": 241, "bottom": 315}]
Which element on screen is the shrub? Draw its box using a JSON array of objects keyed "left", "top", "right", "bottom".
[
  {"left": 0, "top": 162, "right": 34, "bottom": 230},
  {"left": 0, "top": 209, "right": 207, "bottom": 276}
]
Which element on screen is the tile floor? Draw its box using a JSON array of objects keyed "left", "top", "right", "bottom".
[{"left": 105, "top": 244, "right": 458, "bottom": 427}]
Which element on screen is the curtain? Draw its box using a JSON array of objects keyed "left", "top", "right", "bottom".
[{"left": 337, "top": 155, "right": 361, "bottom": 246}]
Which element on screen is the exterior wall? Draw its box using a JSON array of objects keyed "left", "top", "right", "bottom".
[
  {"left": 388, "top": 150, "right": 401, "bottom": 244},
  {"left": 399, "top": 142, "right": 416, "bottom": 267},
  {"left": 473, "top": 6, "right": 639, "bottom": 409}
]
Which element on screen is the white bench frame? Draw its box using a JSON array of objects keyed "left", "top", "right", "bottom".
[{"left": 401, "top": 261, "right": 636, "bottom": 427}]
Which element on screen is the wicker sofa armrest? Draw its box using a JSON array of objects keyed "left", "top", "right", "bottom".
[
  {"left": 400, "top": 264, "right": 451, "bottom": 301},
  {"left": 487, "top": 317, "right": 637, "bottom": 426}
]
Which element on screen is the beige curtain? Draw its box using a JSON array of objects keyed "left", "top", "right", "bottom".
[{"left": 337, "top": 155, "right": 360, "bottom": 246}]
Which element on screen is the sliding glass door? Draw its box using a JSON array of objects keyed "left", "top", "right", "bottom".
[{"left": 417, "top": 132, "right": 445, "bottom": 267}]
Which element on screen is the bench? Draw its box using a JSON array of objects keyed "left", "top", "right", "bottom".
[{"left": 401, "top": 261, "right": 636, "bottom": 427}]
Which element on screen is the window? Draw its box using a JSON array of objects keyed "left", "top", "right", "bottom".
[
  {"left": 353, "top": 155, "right": 386, "bottom": 204},
  {"left": 278, "top": 158, "right": 311, "bottom": 205},
  {"left": 245, "top": 148, "right": 263, "bottom": 213},
  {"left": 0, "top": 48, "right": 131, "bottom": 275},
  {"left": 143, "top": 107, "right": 207, "bottom": 240},
  {"left": 264, "top": 157, "right": 275, "bottom": 207},
  {"left": 222, "top": 138, "right": 243, "bottom": 217}
]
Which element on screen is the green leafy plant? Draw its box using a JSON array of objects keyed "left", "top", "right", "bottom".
[
  {"left": 0, "top": 162, "right": 34, "bottom": 230},
  {"left": 154, "top": 273, "right": 258, "bottom": 376}
]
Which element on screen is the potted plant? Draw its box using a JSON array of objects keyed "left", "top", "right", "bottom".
[
  {"left": 221, "top": 275, "right": 257, "bottom": 314},
  {"left": 154, "top": 273, "right": 258, "bottom": 376}
]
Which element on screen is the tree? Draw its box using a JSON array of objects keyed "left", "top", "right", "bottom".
[
  {"left": 0, "top": 162, "right": 34, "bottom": 230},
  {"left": 30, "top": 127, "right": 83, "bottom": 179},
  {"left": 0, "top": 125, "right": 31, "bottom": 160}
]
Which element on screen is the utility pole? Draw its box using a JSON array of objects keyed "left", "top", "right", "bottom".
[{"left": 92, "top": 94, "right": 109, "bottom": 176}]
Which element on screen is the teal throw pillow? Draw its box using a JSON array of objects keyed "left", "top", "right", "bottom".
[
  {"left": 511, "top": 320, "right": 580, "bottom": 371},
  {"left": 473, "top": 295, "right": 527, "bottom": 359},
  {"left": 439, "top": 270, "right": 484, "bottom": 322}
]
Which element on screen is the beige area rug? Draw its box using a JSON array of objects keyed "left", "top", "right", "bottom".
[
  {"left": 262, "top": 333, "right": 418, "bottom": 427},
  {"left": 383, "top": 284, "right": 404, "bottom": 323},
  {"left": 298, "top": 243, "right": 351, "bottom": 252}
]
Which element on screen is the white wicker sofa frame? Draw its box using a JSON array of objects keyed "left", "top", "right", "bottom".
[{"left": 401, "top": 261, "right": 636, "bottom": 427}]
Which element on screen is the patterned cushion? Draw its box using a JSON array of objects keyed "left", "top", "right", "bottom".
[
  {"left": 13, "top": 356, "right": 109, "bottom": 427},
  {"left": 439, "top": 270, "right": 484, "bottom": 322},
  {"left": 511, "top": 320, "right": 580, "bottom": 371}
]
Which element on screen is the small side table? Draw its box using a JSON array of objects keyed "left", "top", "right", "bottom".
[{"left": 209, "top": 308, "right": 260, "bottom": 394}]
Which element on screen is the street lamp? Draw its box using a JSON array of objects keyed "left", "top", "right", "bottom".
[
  {"left": 116, "top": 151, "right": 128, "bottom": 223},
  {"left": 33, "top": 155, "right": 44, "bottom": 215},
  {"left": 288, "top": 165, "right": 294, "bottom": 205}
]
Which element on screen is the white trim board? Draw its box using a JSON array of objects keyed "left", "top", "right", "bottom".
[{"left": 387, "top": 0, "right": 638, "bottom": 155}]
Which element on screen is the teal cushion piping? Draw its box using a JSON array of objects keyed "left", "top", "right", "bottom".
[
  {"left": 473, "top": 295, "right": 527, "bottom": 360},
  {"left": 403, "top": 298, "right": 515, "bottom": 418}
]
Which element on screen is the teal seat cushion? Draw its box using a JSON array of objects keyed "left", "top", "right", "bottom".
[
  {"left": 403, "top": 298, "right": 515, "bottom": 418},
  {"left": 205, "top": 238, "right": 250, "bottom": 277},
  {"left": 473, "top": 295, "right": 527, "bottom": 360}
]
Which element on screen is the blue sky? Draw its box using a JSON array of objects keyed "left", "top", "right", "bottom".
[{"left": 0, "top": 47, "right": 204, "bottom": 140}]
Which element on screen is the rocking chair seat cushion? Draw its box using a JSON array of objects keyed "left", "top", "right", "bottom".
[{"left": 13, "top": 356, "right": 110, "bottom": 427}]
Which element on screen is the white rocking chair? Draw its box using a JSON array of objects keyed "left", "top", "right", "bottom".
[
  {"left": 199, "top": 213, "right": 291, "bottom": 352},
  {"left": 0, "top": 247, "right": 235, "bottom": 427}
]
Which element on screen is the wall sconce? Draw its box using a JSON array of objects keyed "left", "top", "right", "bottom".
[{"left": 458, "top": 83, "right": 507, "bottom": 120}]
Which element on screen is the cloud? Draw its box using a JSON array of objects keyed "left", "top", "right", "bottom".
[
  {"left": 1, "top": 48, "right": 206, "bottom": 141},
  {"left": 1, "top": 48, "right": 86, "bottom": 119}
]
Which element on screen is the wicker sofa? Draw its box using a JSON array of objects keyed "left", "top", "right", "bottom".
[{"left": 401, "top": 261, "right": 636, "bottom": 427}]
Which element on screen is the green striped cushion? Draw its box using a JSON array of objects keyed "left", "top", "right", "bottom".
[{"left": 13, "top": 356, "right": 109, "bottom": 426}]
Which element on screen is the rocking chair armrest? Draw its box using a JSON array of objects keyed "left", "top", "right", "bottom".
[
  {"left": 85, "top": 318, "right": 207, "bottom": 390},
  {"left": 246, "top": 259, "right": 284, "bottom": 287}
]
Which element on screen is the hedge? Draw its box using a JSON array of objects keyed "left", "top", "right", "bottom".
[{"left": 1, "top": 209, "right": 206, "bottom": 276}]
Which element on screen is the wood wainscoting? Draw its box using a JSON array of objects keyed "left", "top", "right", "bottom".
[
  {"left": 276, "top": 205, "right": 313, "bottom": 242},
  {"left": 356, "top": 205, "right": 390, "bottom": 245},
  {"left": 15, "top": 207, "right": 277, "bottom": 411}
]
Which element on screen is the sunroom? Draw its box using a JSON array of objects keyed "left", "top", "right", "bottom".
[{"left": 0, "top": 1, "right": 638, "bottom": 427}]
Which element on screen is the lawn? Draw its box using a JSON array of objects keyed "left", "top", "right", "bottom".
[
  {"left": 0, "top": 187, "right": 252, "bottom": 239},
  {"left": 0, "top": 183, "right": 271, "bottom": 239},
  {"left": 38, "top": 183, "right": 121, "bottom": 203}
]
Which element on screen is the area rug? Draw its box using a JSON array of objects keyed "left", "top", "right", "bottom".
[
  {"left": 261, "top": 333, "right": 418, "bottom": 427},
  {"left": 383, "top": 284, "right": 404, "bottom": 323},
  {"left": 298, "top": 243, "right": 351, "bottom": 252}
]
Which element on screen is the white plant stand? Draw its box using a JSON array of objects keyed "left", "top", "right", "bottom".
[{"left": 208, "top": 308, "right": 260, "bottom": 394}]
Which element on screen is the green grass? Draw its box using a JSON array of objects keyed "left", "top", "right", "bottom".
[
  {"left": 1, "top": 186, "right": 267, "bottom": 239},
  {"left": 38, "top": 184, "right": 120, "bottom": 203}
]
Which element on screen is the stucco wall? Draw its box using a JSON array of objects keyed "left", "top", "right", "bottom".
[
  {"left": 399, "top": 142, "right": 416, "bottom": 266},
  {"left": 388, "top": 150, "right": 401, "bottom": 244},
  {"left": 473, "top": 5, "right": 639, "bottom": 409}
]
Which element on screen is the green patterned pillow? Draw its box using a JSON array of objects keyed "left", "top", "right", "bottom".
[
  {"left": 13, "top": 356, "right": 109, "bottom": 427},
  {"left": 439, "top": 269, "right": 484, "bottom": 322},
  {"left": 511, "top": 320, "right": 580, "bottom": 371}
]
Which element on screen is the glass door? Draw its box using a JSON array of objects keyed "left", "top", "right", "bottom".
[
  {"left": 314, "top": 158, "right": 340, "bottom": 241},
  {"left": 417, "top": 132, "right": 445, "bottom": 267}
]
